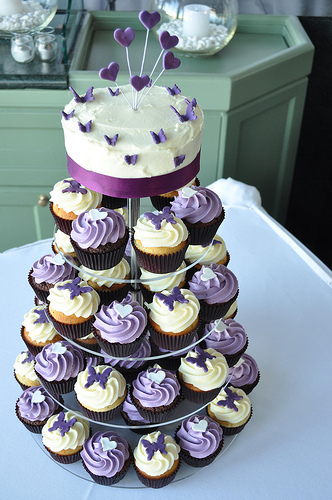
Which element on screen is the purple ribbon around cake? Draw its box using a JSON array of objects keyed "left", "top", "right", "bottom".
[{"left": 67, "top": 151, "right": 200, "bottom": 198}]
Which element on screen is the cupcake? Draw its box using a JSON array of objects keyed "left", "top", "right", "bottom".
[
  {"left": 227, "top": 353, "right": 260, "bottom": 394},
  {"left": 81, "top": 430, "right": 132, "bottom": 485},
  {"left": 130, "top": 365, "right": 181, "bottom": 423},
  {"left": 150, "top": 334, "right": 199, "bottom": 372},
  {"left": 185, "top": 234, "right": 230, "bottom": 280},
  {"left": 35, "top": 340, "right": 85, "bottom": 394},
  {"left": 121, "top": 392, "right": 157, "bottom": 434},
  {"left": 70, "top": 207, "right": 129, "bottom": 270},
  {"left": 189, "top": 263, "right": 239, "bottom": 321},
  {"left": 178, "top": 345, "right": 229, "bottom": 404},
  {"left": 47, "top": 277, "right": 100, "bottom": 339},
  {"left": 134, "top": 431, "right": 180, "bottom": 488},
  {"left": 203, "top": 318, "right": 249, "bottom": 367},
  {"left": 20, "top": 305, "right": 62, "bottom": 356},
  {"left": 49, "top": 177, "right": 102, "bottom": 235},
  {"left": 102, "top": 194, "right": 127, "bottom": 209},
  {"left": 42, "top": 410, "right": 90, "bottom": 463},
  {"left": 150, "top": 177, "right": 200, "bottom": 211},
  {"left": 78, "top": 258, "right": 130, "bottom": 306},
  {"left": 52, "top": 229, "right": 77, "bottom": 259},
  {"left": 75, "top": 365, "right": 127, "bottom": 422},
  {"left": 175, "top": 414, "right": 224, "bottom": 467},
  {"left": 93, "top": 292, "right": 147, "bottom": 357},
  {"left": 170, "top": 185, "right": 225, "bottom": 245},
  {"left": 14, "top": 350, "right": 39, "bottom": 390},
  {"left": 15, "top": 385, "right": 62, "bottom": 434},
  {"left": 28, "top": 252, "right": 77, "bottom": 303},
  {"left": 139, "top": 261, "right": 187, "bottom": 304},
  {"left": 132, "top": 206, "right": 189, "bottom": 274},
  {"left": 207, "top": 385, "right": 253, "bottom": 435},
  {"left": 74, "top": 331, "right": 100, "bottom": 356},
  {"left": 147, "top": 286, "right": 201, "bottom": 351}
]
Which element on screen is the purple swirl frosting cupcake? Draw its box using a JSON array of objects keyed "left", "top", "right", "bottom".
[
  {"left": 131, "top": 365, "right": 181, "bottom": 423},
  {"left": 93, "top": 293, "right": 147, "bottom": 357},
  {"left": 102, "top": 336, "right": 151, "bottom": 382},
  {"left": 189, "top": 263, "right": 239, "bottom": 320},
  {"left": 176, "top": 415, "right": 223, "bottom": 466},
  {"left": 204, "top": 318, "right": 248, "bottom": 366},
  {"left": 81, "top": 431, "right": 131, "bottom": 485},
  {"left": 35, "top": 340, "right": 85, "bottom": 393},
  {"left": 122, "top": 392, "right": 150, "bottom": 424},
  {"left": 227, "top": 353, "right": 260, "bottom": 394},
  {"left": 16, "top": 385, "right": 61, "bottom": 433}
]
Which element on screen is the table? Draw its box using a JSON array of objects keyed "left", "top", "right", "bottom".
[{"left": 1, "top": 178, "right": 331, "bottom": 500}]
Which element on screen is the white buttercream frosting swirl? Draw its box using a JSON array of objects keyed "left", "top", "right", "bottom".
[
  {"left": 134, "top": 431, "right": 180, "bottom": 477},
  {"left": 208, "top": 386, "right": 251, "bottom": 424},
  {"left": 42, "top": 410, "right": 90, "bottom": 452},
  {"left": 22, "top": 306, "right": 58, "bottom": 343},
  {"left": 185, "top": 235, "right": 227, "bottom": 266},
  {"left": 140, "top": 262, "right": 186, "bottom": 292},
  {"left": 134, "top": 214, "right": 188, "bottom": 248},
  {"left": 48, "top": 278, "right": 100, "bottom": 318},
  {"left": 14, "top": 351, "right": 39, "bottom": 383},
  {"left": 49, "top": 177, "right": 102, "bottom": 215},
  {"left": 78, "top": 258, "right": 130, "bottom": 287},
  {"left": 75, "top": 365, "right": 126, "bottom": 410},
  {"left": 178, "top": 346, "right": 229, "bottom": 390}
]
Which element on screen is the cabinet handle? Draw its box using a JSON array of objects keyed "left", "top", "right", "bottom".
[{"left": 38, "top": 194, "right": 50, "bottom": 207}]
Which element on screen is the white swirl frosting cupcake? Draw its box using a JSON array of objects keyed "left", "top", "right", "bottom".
[{"left": 207, "top": 385, "right": 253, "bottom": 435}]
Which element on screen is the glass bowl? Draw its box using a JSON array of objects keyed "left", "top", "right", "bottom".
[
  {"left": 151, "top": 0, "right": 238, "bottom": 57},
  {"left": 0, "top": 0, "right": 58, "bottom": 35}
]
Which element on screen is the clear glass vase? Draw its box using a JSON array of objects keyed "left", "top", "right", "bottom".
[
  {"left": 150, "top": 0, "right": 238, "bottom": 57},
  {"left": 0, "top": 0, "right": 58, "bottom": 35}
]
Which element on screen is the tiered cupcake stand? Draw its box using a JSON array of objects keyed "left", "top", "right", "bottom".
[{"left": 29, "top": 194, "right": 241, "bottom": 488}]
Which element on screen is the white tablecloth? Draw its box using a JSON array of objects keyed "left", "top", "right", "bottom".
[{"left": 1, "top": 179, "right": 331, "bottom": 500}]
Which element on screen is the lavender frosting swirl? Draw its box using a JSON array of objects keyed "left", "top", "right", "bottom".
[
  {"left": 31, "top": 253, "right": 76, "bottom": 284},
  {"left": 35, "top": 340, "right": 84, "bottom": 381},
  {"left": 228, "top": 353, "right": 259, "bottom": 387},
  {"left": 132, "top": 366, "right": 180, "bottom": 408},
  {"left": 189, "top": 263, "right": 238, "bottom": 304},
  {"left": 103, "top": 337, "right": 151, "bottom": 369},
  {"left": 81, "top": 431, "right": 130, "bottom": 478},
  {"left": 93, "top": 293, "right": 147, "bottom": 345},
  {"left": 204, "top": 318, "right": 247, "bottom": 355},
  {"left": 17, "top": 385, "right": 60, "bottom": 422},
  {"left": 70, "top": 207, "right": 127, "bottom": 249},
  {"left": 176, "top": 415, "right": 223, "bottom": 459},
  {"left": 170, "top": 186, "right": 222, "bottom": 224},
  {"left": 122, "top": 393, "right": 150, "bottom": 423}
]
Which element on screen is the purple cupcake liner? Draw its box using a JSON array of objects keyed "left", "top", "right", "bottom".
[
  {"left": 148, "top": 320, "right": 201, "bottom": 352},
  {"left": 134, "top": 460, "right": 180, "bottom": 489},
  {"left": 49, "top": 202, "right": 73, "bottom": 235},
  {"left": 96, "top": 282, "right": 131, "bottom": 307},
  {"left": 82, "top": 451, "right": 132, "bottom": 485},
  {"left": 180, "top": 381, "right": 221, "bottom": 405},
  {"left": 199, "top": 289, "right": 239, "bottom": 322},
  {"left": 132, "top": 236, "right": 189, "bottom": 274},
  {"left": 15, "top": 402, "right": 47, "bottom": 434},
  {"left": 76, "top": 396, "right": 125, "bottom": 423},
  {"left": 175, "top": 430, "right": 224, "bottom": 468},
  {"left": 232, "top": 371, "right": 260, "bottom": 395},
  {"left": 70, "top": 231, "right": 129, "bottom": 271},
  {"left": 47, "top": 305, "right": 94, "bottom": 340},
  {"left": 93, "top": 327, "right": 145, "bottom": 358},
  {"left": 101, "top": 195, "right": 127, "bottom": 210},
  {"left": 183, "top": 208, "right": 225, "bottom": 246},
  {"left": 46, "top": 446, "right": 82, "bottom": 464},
  {"left": 37, "top": 372, "right": 76, "bottom": 395},
  {"left": 223, "top": 338, "right": 249, "bottom": 368},
  {"left": 28, "top": 269, "right": 51, "bottom": 303},
  {"left": 219, "top": 406, "right": 253, "bottom": 436},
  {"left": 130, "top": 386, "right": 182, "bottom": 424}
]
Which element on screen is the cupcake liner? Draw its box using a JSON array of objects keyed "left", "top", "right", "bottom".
[
  {"left": 28, "top": 270, "right": 51, "bottom": 303},
  {"left": 47, "top": 305, "right": 93, "bottom": 340},
  {"left": 223, "top": 337, "right": 249, "bottom": 368},
  {"left": 121, "top": 411, "right": 158, "bottom": 435},
  {"left": 183, "top": 208, "right": 225, "bottom": 246},
  {"left": 20, "top": 325, "right": 62, "bottom": 357},
  {"left": 132, "top": 236, "right": 189, "bottom": 274},
  {"left": 219, "top": 406, "right": 253, "bottom": 436},
  {"left": 82, "top": 450, "right": 132, "bottom": 485},
  {"left": 37, "top": 372, "right": 76, "bottom": 394},
  {"left": 149, "top": 340, "right": 183, "bottom": 371},
  {"left": 199, "top": 289, "right": 239, "bottom": 322},
  {"left": 232, "top": 371, "right": 260, "bottom": 395},
  {"left": 93, "top": 327, "right": 145, "bottom": 358},
  {"left": 134, "top": 460, "right": 180, "bottom": 488},
  {"left": 96, "top": 282, "right": 131, "bottom": 307},
  {"left": 180, "top": 381, "right": 221, "bottom": 405},
  {"left": 76, "top": 396, "right": 124, "bottom": 423},
  {"left": 49, "top": 202, "right": 73, "bottom": 235},
  {"left": 148, "top": 320, "right": 201, "bottom": 352},
  {"left": 101, "top": 195, "right": 127, "bottom": 210},
  {"left": 175, "top": 430, "right": 224, "bottom": 468},
  {"left": 15, "top": 401, "right": 46, "bottom": 434},
  {"left": 45, "top": 446, "right": 82, "bottom": 464},
  {"left": 70, "top": 231, "right": 129, "bottom": 271},
  {"left": 130, "top": 386, "right": 182, "bottom": 424}
]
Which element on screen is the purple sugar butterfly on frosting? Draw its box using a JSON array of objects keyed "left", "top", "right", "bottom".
[
  {"left": 62, "top": 179, "right": 87, "bottom": 195},
  {"left": 48, "top": 411, "right": 77, "bottom": 436},
  {"left": 57, "top": 277, "right": 92, "bottom": 300},
  {"left": 141, "top": 433, "right": 167, "bottom": 461},
  {"left": 32, "top": 308, "right": 48, "bottom": 324},
  {"left": 84, "top": 366, "right": 113, "bottom": 389},
  {"left": 69, "top": 86, "right": 94, "bottom": 103},
  {"left": 185, "top": 346, "right": 216, "bottom": 373},
  {"left": 155, "top": 286, "right": 189, "bottom": 312},
  {"left": 143, "top": 206, "right": 176, "bottom": 229},
  {"left": 217, "top": 387, "right": 243, "bottom": 411}
]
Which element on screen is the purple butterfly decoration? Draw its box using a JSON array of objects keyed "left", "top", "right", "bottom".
[
  {"left": 84, "top": 366, "right": 112, "bottom": 389},
  {"left": 61, "top": 110, "right": 75, "bottom": 120},
  {"left": 185, "top": 97, "right": 197, "bottom": 108},
  {"left": 202, "top": 238, "right": 223, "bottom": 248},
  {"left": 174, "top": 154, "right": 185, "bottom": 167},
  {"left": 217, "top": 387, "right": 243, "bottom": 412},
  {"left": 57, "top": 277, "right": 92, "bottom": 300},
  {"left": 150, "top": 128, "right": 167, "bottom": 144},
  {"left": 48, "top": 412, "right": 77, "bottom": 437},
  {"left": 139, "top": 10, "right": 161, "bottom": 30},
  {"left": 155, "top": 286, "right": 189, "bottom": 312},
  {"left": 108, "top": 87, "right": 120, "bottom": 97},
  {"left": 78, "top": 120, "right": 92, "bottom": 133},
  {"left": 141, "top": 433, "right": 167, "bottom": 461},
  {"left": 124, "top": 154, "right": 138, "bottom": 166},
  {"left": 69, "top": 86, "right": 94, "bottom": 104},
  {"left": 165, "top": 84, "right": 181, "bottom": 96},
  {"left": 104, "top": 134, "right": 118, "bottom": 147},
  {"left": 62, "top": 179, "right": 87, "bottom": 195},
  {"left": 21, "top": 351, "right": 34, "bottom": 364},
  {"left": 144, "top": 206, "right": 176, "bottom": 230},
  {"left": 33, "top": 308, "right": 48, "bottom": 325},
  {"left": 170, "top": 101, "right": 197, "bottom": 123},
  {"left": 114, "top": 27, "right": 135, "bottom": 48},
  {"left": 186, "top": 346, "right": 216, "bottom": 373}
]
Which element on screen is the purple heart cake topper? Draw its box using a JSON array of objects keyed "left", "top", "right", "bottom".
[
  {"left": 163, "top": 51, "right": 181, "bottom": 71},
  {"left": 159, "top": 31, "right": 179, "bottom": 50},
  {"left": 114, "top": 27, "right": 135, "bottom": 48},
  {"left": 99, "top": 62, "right": 119, "bottom": 82},
  {"left": 139, "top": 10, "right": 161, "bottom": 30},
  {"left": 130, "top": 74, "right": 150, "bottom": 92}
]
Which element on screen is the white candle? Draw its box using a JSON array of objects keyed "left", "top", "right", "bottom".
[
  {"left": 183, "top": 4, "right": 211, "bottom": 38},
  {"left": 0, "top": 0, "right": 23, "bottom": 17},
  {"left": 11, "top": 44, "right": 33, "bottom": 62}
]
